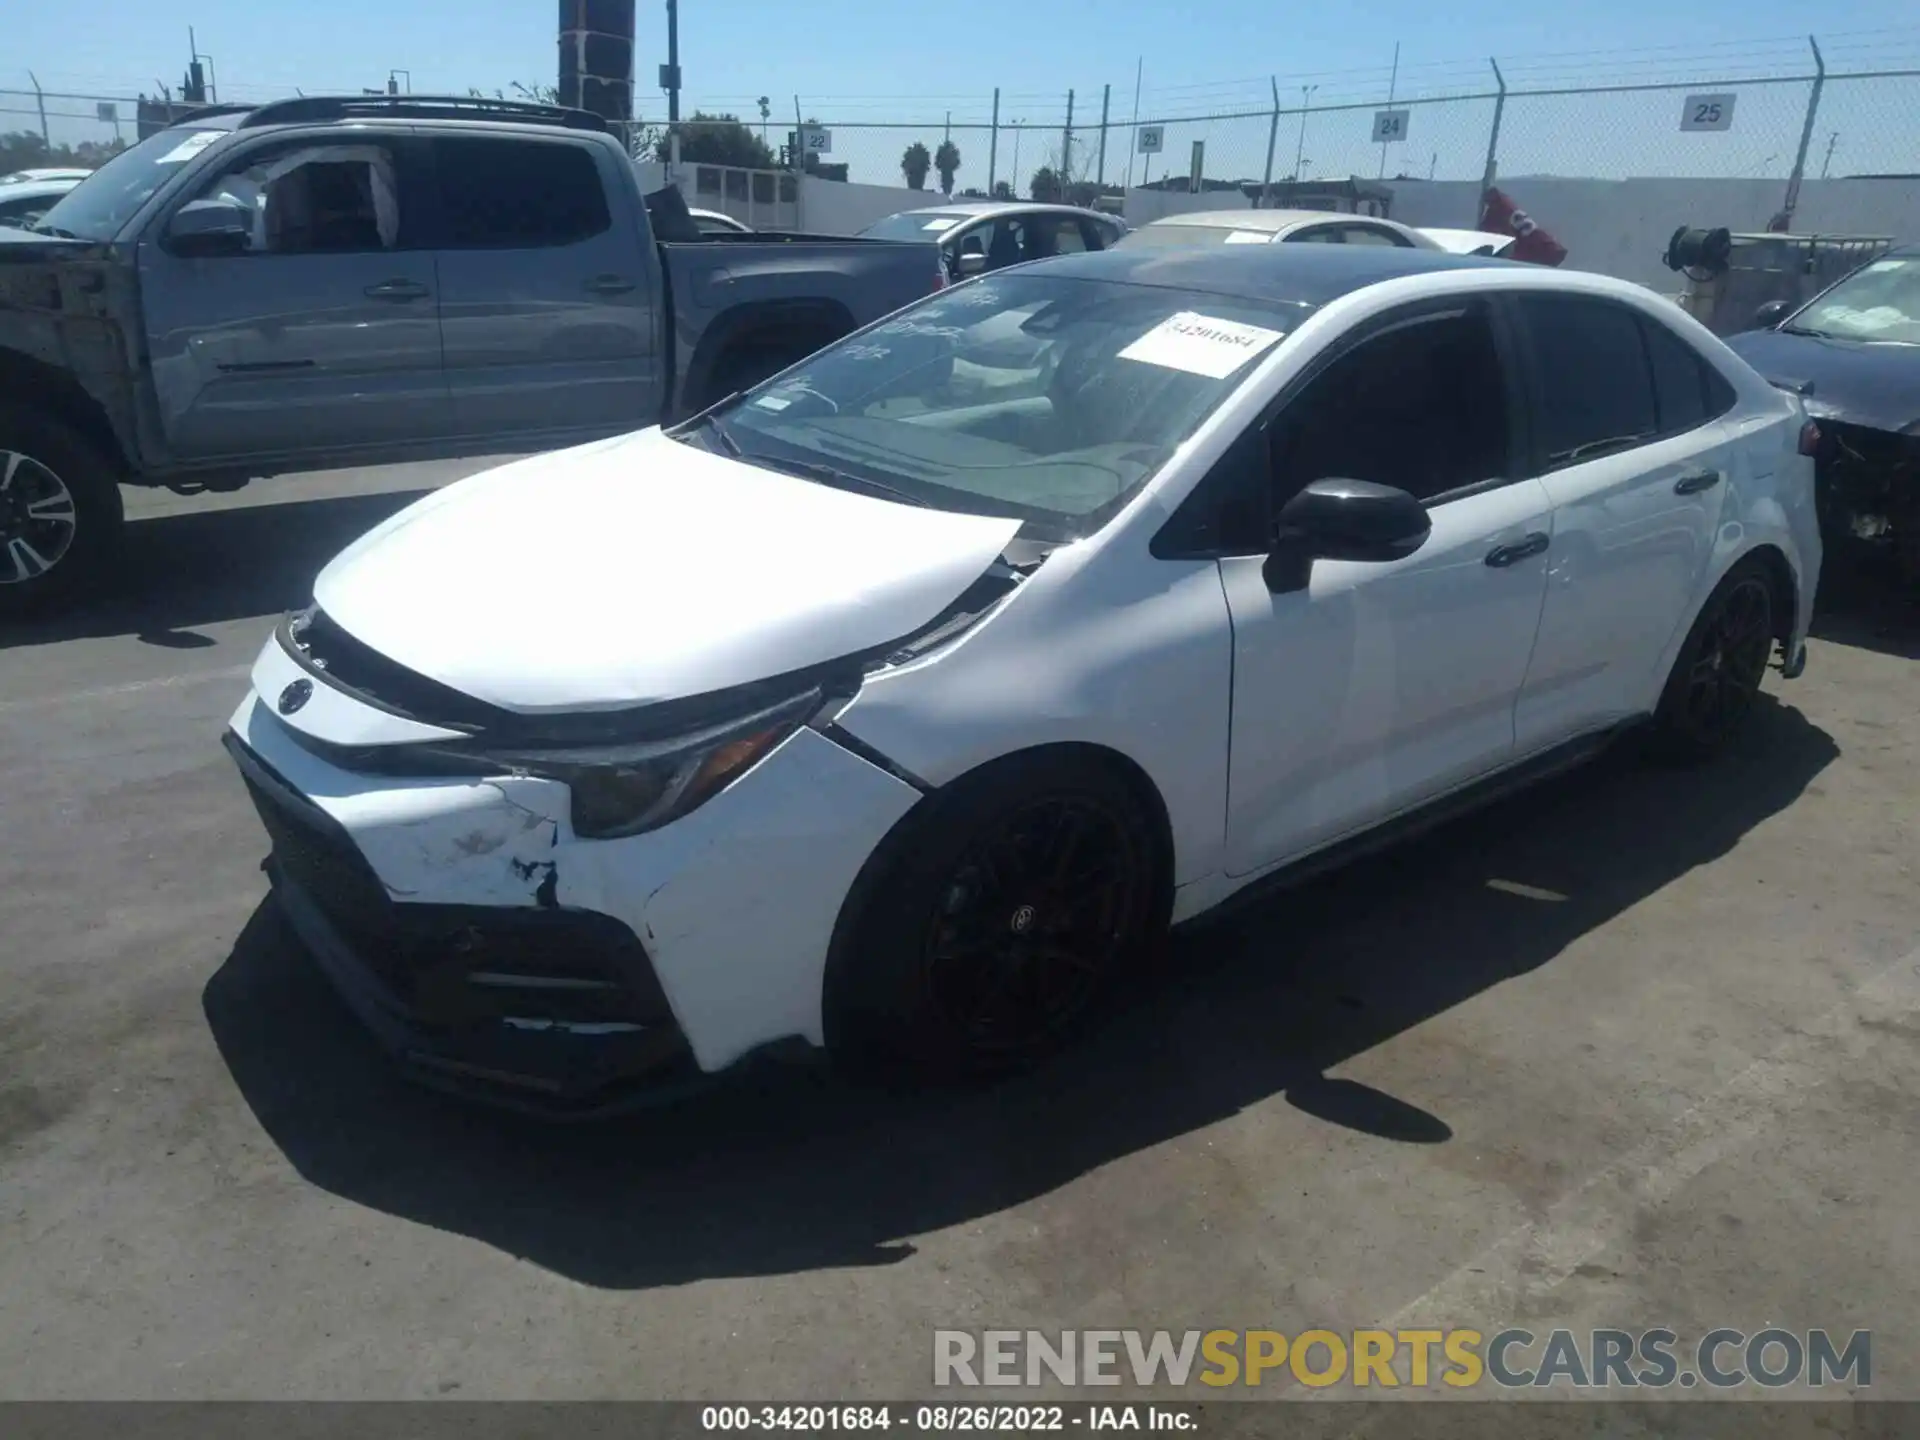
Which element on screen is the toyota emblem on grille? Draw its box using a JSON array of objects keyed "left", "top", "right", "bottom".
[{"left": 277, "top": 679, "right": 314, "bottom": 715}]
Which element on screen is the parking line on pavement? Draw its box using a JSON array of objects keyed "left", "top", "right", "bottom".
[
  {"left": 0, "top": 663, "right": 251, "bottom": 715},
  {"left": 1328, "top": 943, "right": 1920, "bottom": 1393}
]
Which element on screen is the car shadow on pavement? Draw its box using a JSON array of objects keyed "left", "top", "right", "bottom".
[
  {"left": 0, "top": 489, "right": 435, "bottom": 651},
  {"left": 203, "top": 695, "right": 1837, "bottom": 1291}
]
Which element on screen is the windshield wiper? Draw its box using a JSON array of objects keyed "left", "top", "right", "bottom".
[
  {"left": 1780, "top": 324, "right": 1843, "bottom": 339},
  {"left": 744, "top": 452, "right": 931, "bottom": 508},
  {"left": 690, "top": 409, "right": 743, "bottom": 458}
]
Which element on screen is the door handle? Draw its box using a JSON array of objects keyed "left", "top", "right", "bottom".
[
  {"left": 1674, "top": 469, "right": 1722, "bottom": 495},
  {"left": 364, "top": 279, "right": 430, "bottom": 301},
  {"left": 1485, "top": 532, "right": 1550, "bottom": 568},
  {"left": 585, "top": 274, "right": 638, "bottom": 294}
]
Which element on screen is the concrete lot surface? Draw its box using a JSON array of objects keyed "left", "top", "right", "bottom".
[{"left": 0, "top": 463, "right": 1916, "bottom": 1402}]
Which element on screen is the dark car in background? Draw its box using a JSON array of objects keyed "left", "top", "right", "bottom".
[{"left": 1728, "top": 245, "right": 1920, "bottom": 585}]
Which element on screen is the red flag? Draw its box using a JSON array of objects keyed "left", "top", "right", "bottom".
[{"left": 1479, "top": 187, "right": 1568, "bottom": 266}]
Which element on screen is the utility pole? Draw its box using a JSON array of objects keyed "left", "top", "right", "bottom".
[
  {"left": 1377, "top": 41, "right": 1399, "bottom": 180},
  {"left": 1095, "top": 83, "right": 1110, "bottom": 190},
  {"left": 26, "top": 72, "right": 48, "bottom": 149},
  {"left": 1294, "top": 84, "right": 1317, "bottom": 181},
  {"left": 988, "top": 87, "right": 1000, "bottom": 194},
  {"left": 1125, "top": 56, "right": 1143, "bottom": 191},
  {"left": 758, "top": 96, "right": 770, "bottom": 144},
  {"left": 1061, "top": 89, "right": 1075, "bottom": 189},
  {"left": 665, "top": 0, "right": 681, "bottom": 127}
]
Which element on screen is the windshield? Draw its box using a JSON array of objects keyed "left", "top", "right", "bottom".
[
  {"left": 691, "top": 271, "right": 1301, "bottom": 541},
  {"left": 33, "top": 127, "right": 228, "bottom": 241},
  {"left": 1121, "top": 223, "right": 1272, "bottom": 249},
  {"left": 1790, "top": 254, "right": 1920, "bottom": 344},
  {"left": 859, "top": 211, "right": 970, "bottom": 241}
]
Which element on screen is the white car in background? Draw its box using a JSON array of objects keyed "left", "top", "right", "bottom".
[
  {"left": 687, "top": 206, "right": 753, "bottom": 235},
  {"left": 224, "top": 243, "right": 1819, "bottom": 1117},
  {"left": 1119, "top": 208, "right": 1441, "bottom": 250},
  {"left": 0, "top": 176, "right": 86, "bottom": 230},
  {"left": 1416, "top": 227, "right": 1520, "bottom": 257}
]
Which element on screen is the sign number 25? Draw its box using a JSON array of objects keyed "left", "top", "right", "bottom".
[{"left": 1680, "top": 93, "right": 1736, "bottom": 131}]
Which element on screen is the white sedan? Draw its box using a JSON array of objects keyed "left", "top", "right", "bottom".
[
  {"left": 224, "top": 243, "right": 1820, "bottom": 1115},
  {"left": 1119, "top": 208, "right": 1441, "bottom": 250}
]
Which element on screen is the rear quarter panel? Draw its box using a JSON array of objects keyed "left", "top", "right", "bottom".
[{"left": 660, "top": 236, "right": 938, "bottom": 412}]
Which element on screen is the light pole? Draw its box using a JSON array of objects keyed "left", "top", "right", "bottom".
[
  {"left": 758, "top": 96, "right": 770, "bottom": 145},
  {"left": 1293, "top": 84, "right": 1317, "bottom": 181}
]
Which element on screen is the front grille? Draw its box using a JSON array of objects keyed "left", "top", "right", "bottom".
[{"left": 226, "top": 734, "right": 675, "bottom": 1033}]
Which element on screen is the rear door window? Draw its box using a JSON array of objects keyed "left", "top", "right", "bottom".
[
  {"left": 430, "top": 137, "right": 610, "bottom": 249},
  {"left": 1514, "top": 295, "right": 1660, "bottom": 469}
]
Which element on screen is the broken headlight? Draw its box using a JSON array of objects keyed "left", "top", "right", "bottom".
[{"left": 491, "top": 689, "right": 819, "bottom": 841}]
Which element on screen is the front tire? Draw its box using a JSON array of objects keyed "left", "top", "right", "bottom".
[
  {"left": 1648, "top": 559, "right": 1775, "bottom": 763},
  {"left": 826, "top": 751, "right": 1165, "bottom": 1082},
  {"left": 0, "top": 405, "right": 125, "bottom": 620}
]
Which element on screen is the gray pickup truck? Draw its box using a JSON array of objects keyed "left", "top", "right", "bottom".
[{"left": 0, "top": 95, "right": 944, "bottom": 616}]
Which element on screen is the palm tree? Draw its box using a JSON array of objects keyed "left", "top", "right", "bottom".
[
  {"left": 901, "top": 141, "right": 932, "bottom": 191},
  {"left": 934, "top": 139, "right": 962, "bottom": 195}
]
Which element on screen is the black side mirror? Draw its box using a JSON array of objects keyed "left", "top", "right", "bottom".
[
  {"left": 1262, "top": 478, "right": 1432, "bottom": 593},
  {"left": 166, "top": 198, "right": 252, "bottom": 257},
  {"left": 1751, "top": 298, "right": 1795, "bottom": 331}
]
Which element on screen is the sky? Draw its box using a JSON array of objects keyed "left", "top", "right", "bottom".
[{"left": 7, "top": 0, "right": 1920, "bottom": 189}]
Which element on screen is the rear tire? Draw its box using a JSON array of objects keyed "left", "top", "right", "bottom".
[
  {"left": 0, "top": 405, "right": 125, "bottom": 620},
  {"left": 1647, "top": 558, "right": 1775, "bottom": 763},
  {"left": 825, "top": 750, "right": 1166, "bottom": 1083}
]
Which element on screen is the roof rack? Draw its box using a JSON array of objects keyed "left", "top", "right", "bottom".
[{"left": 236, "top": 95, "right": 609, "bottom": 133}]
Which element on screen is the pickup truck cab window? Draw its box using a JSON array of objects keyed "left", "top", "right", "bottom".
[
  {"left": 179, "top": 142, "right": 403, "bottom": 256},
  {"left": 429, "top": 136, "right": 611, "bottom": 249}
]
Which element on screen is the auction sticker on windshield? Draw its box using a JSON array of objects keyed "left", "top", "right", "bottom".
[
  {"left": 1118, "top": 312, "right": 1285, "bottom": 379},
  {"left": 156, "top": 131, "right": 222, "bottom": 164}
]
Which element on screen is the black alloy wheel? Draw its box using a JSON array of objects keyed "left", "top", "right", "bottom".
[
  {"left": 826, "top": 750, "right": 1166, "bottom": 1081},
  {"left": 1652, "top": 562, "right": 1775, "bottom": 761},
  {"left": 919, "top": 794, "right": 1144, "bottom": 1069}
]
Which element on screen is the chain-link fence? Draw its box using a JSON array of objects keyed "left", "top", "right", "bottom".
[
  {"left": 7, "top": 57, "right": 1918, "bottom": 213},
  {"left": 808, "top": 61, "right": 1919, "bottom": 206}
]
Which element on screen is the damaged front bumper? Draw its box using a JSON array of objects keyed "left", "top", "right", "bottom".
[
  {"left": 1814, "top": 420, "right": 1920, "bottom": 581},
  {"left": 226, "top": 729, "right": 703, "bottom": 1117},
  {"left": 223, "top": 634, "right": 926, "bottom": 1118}
]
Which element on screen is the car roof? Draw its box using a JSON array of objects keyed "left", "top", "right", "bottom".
[
  {"left": 1019, "top": 241, "right": 1517, "bottom": 306},
  {"left": 1142, "top": 208, "right": 1405, "bottom": 233},
  {"left": 889, "top": 201, "right": 1119, "bottom": 223},
  {"left": 0, "top": 178, "right": 82, "bottom": 200}
]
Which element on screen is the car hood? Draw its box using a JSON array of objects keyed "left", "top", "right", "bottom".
[
  {"left": 312, "top": 428, "right": 1023, "bottom": 714},
  {"left": 1724, "top": 327, "right": 1920, "bottom": 434},
  {"left": 0, "top": 226, "right": 96, "bottom": 259}
]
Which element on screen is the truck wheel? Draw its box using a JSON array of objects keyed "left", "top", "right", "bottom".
[{"left": 0, "top": 406, "right": 125, "bottom": 619}]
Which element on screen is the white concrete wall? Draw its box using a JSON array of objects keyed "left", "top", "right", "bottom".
[{"left": 798, "top": 176, "right": 939, "bottom": 234}]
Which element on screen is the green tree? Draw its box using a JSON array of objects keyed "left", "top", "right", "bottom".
[
  {"left": 1029, "top": 165, "right": 1061, "bottom": 202},
  {"left": 933, "top": 138, "right": 961, "bottom": 195},
  {"left": 991, "top": 180, "right": 1014, "bottom": 201},
  {"left": 660, "top": 112, "right": 776, "bottom": 169},
  {"left": 0, "top": 131, "right": 125, "bottom": 177},
  {"left": 900, "top": 141, "right": 931, "bottom": 191}
]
